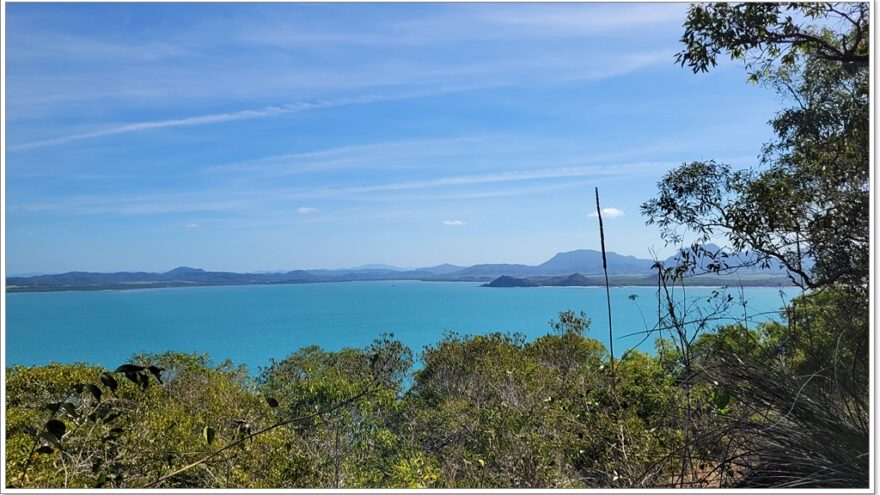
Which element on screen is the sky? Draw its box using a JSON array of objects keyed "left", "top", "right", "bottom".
[{"left": 5, "top": 3, "right": 784, "bottom": 274}]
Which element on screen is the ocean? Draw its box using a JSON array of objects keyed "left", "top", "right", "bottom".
[{"left": 5, "top": 281, "right": 798, "bottom": 372}]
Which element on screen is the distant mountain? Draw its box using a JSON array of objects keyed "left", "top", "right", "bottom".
[
  {"left": 538, "top": 249, "right": 652, "bottom": 275},
  {"left": 661, "top": 244, "right": 799, "bottom": 275},
  {"left": 345, "top": 264, "right": 406, "bottom": 271},
  {"left": 6, "top": 244, "right": 803, "bottom": 292},
  {"left": 449, "top": 248, "right": 654, "bottom": 278},
  {"left": 417, "top": 263, "right": 467, "bottom": 275},
  {"left": 448, "top": 263, "right": 536, "bottom": 278},
  {"left": 164, "top": 266, "right": 206, "bottom": 277}
]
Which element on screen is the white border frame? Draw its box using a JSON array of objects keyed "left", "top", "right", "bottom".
[{"left": 0, "top": 0, "right": 875, "bottom": 493}]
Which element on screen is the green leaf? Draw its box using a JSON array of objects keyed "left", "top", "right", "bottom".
[
  {"left": 83, "top": 384, "right": 102, "bottom": 402},
  {"left": 102, "top": 411, "right": 122, "bottom": 424},
  {"left": 266, "top": 396, "right": 279, "bottom": 408},
  {"left": 100, "top": 373, "right": 118, "bottom": 392},
  {"left": 147, "top": 365, "right": 165, "bottom": 384},
  {"left": 123, "top": 371, "right": 141, "bottom": 385},
  {"left": 39, "top": 431, "right": 62, "bottom": 449},
  {"left": 713, "top": 389, "right": 732, "bottom": 413},
  {"left": 203, "top": 426, "right": 215, "bottom": 445},
  {"left": 45, "top": 419, "right": 66, "bottom": 439},
  {"left": 138, "top": 372, "right": 149, "bottom": 392},
  {"left": 59, "top": 402, "right": 77, "bottom": 417}
]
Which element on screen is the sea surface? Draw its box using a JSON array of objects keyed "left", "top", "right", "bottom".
[{"left": 6, "top": 281, "right": 798, "bottom": 372}]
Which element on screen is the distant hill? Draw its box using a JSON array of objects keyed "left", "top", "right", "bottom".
[
  {"left": 6, "top": 268, "right": 321, "bottom": 292},
  {"left": 482, "top": 275, "right": 540, "bottom": 287},
  {"left": 447, "top": 263, "right": 537, "bottom": 278},
  {"left": 418, "top": 263, "right": 467, "bottom": 275},
  {"left": 482, "top": 272, "right": 796, "bottom": 288},
  {"left": 7, "top": 245, "right": 802, "bottom": 292},
  {"left": 537, "top": 249, "right": 652, "bottom": 275},
  {"left": 660, "top": 243, "right": 803, "bottom": 276}
]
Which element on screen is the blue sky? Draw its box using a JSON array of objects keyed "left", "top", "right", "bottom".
[{"left": 6, "top": 3, "right": 782, "bottom": 274}]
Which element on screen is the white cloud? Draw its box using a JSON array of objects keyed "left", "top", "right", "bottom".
[
  {"left": 443, "top": 219, "right": 467, "bottom": 226},
  {"left": 184, "top": 223, "right": 200, "bottom": 229},
  {"left": 9, "top": 87, "right": 477, "bottom": 151},
  {"left": 589, "top": 208, "right": 625, "bottom": 219},
  {"left": 297, "top": 207, "right": 317, "bottom": 215}
]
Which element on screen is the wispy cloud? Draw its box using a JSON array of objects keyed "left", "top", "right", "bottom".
[
  {"left": 296, "top": 207, "right": 317, "bottom": 215},
  {"left": 477, "top": 4, "right": 685, "bottom": 35},
  {"left": 13, "top": 161, "right": 671, "bottom": 215},
  {"left": 299, "top": 162, "right": 668, "bottom": 198},
  {"left": 184, "top": 222, "right": 200, "bottom": 229},
  {"left": 442, "top": 219, "right": 466, "bottom": 226},
  {"left": 589, "top": 208, "right": 625, "bottom": 219},
  {"left": 9, "top": 87, "right": 482, "bottom": 151}
]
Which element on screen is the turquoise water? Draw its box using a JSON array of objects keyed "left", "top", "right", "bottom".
[{"left": 5, "top": 282, "right": 797, "bottom": 372}]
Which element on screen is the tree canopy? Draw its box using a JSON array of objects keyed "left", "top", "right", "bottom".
[{"left": 644, "top": 2, "right": 869, "bottom": 291}]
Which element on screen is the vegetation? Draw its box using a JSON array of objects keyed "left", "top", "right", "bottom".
[
  {"left": 645, "top": 2, "right": 868, "bottom": 291},
  {"left": 5, "top": 286, "right": 867, "bottom": 488},
  {"left": 4, "top": 2, "right": 868, "bottom": 489}
]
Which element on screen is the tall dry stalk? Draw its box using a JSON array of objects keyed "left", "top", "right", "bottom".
[{"left": 594, "top": 187, "right": 614, "bottom": 378}]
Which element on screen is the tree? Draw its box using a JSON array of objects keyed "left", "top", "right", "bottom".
[
  {"left": 643, "top": 3, "right": 869, "bottom": 292},
  {"left": 641, "top": 4, "right": 869, "bottom": 487}
]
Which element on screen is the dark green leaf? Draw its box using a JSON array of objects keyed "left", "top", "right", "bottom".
[
  {"left": 147, "top": 365, "right": 165, "bottom": 384},
  {"left": 103, "top": 411, "right": 122, "bottom": 424},
  {"left": 123, "top": 371, "right": 140, "bottom": 385},
  {"left": 59, "top": 402, "right": 77, "bottom": 417},
  {"left": 114, "top": 364, "right": 144, "bottom": 373},
  {"left": 101, "top": 372, "right": 118, "bottom": 392},
  {"left": 713, "top": 389, "right": 732, "bottom": 413},
  {"left": 39, "top": 431, "right": 62, "bottom": 449},
  {"left": 45, "top": 419, "right": 66, "bottom": 439},
  {"left": 203, "top": 426, "right": 216, "bottom": 445},
  {"left": 139, "top": 373, "right": 149, "bottom": 391},
  {"left": 83, "top": 384, "right": 102, "bottom": 401}
]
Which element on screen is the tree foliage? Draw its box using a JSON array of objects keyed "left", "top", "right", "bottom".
[{"left": 645, "top": 2, "right": 869, "bottom": 291}]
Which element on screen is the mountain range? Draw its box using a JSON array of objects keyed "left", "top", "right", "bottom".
[{"left": 6, "top": 245, "right": 797, "bottom": 292}]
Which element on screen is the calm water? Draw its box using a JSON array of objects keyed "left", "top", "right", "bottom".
[{"left": 6, "top": 282, "right": 797, "bottom": 371}]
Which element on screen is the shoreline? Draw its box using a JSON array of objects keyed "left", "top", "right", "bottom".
[{"left": 6, "top": 277, "right": 797, "bottom": 294}]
